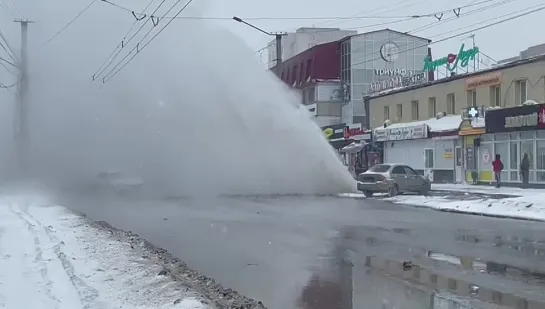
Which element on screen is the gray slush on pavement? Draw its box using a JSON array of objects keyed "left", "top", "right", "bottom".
[{"left": 89, "top": 219, "right": 267, "bottom": 309}]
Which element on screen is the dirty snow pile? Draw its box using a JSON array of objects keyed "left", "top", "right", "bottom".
[
  {"left": 0, "top": 195, "right": 208, "bottom": 309},
  {"left": 388, "top": 184, "right": 545, "bottom": 221}
]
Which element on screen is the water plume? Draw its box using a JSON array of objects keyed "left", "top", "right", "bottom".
[{"left": 10, "top": 0, "right": 357, "bottom": 195}]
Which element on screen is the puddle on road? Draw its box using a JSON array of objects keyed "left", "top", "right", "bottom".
[{"left": 297, "top": 227, "right": 545, "bottom": 309}]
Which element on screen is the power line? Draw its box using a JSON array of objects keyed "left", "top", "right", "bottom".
[
  {"left": 348, "top": 0, "right": 518, "bottom": 55},
  {"left": 101, "top": 0, "right": 195, "bottom": 83},
  {"left": 0, "top": 55, "right": 17, "bottom": 68},
  {"left": 349, "top": 5, "right": 545, "bottom": 69},
  {"left": 0, "top": 28, "right": 17, "bottom": 62},
  {"left": 0, "top": 80, "right": 17, "bottom": 88},
  {"left": 92, "top": 0, "right": 168, "bottom": 81},
  {"left": 101, "top": 0, "right": 498, "bottom": 20},
  {"left": 91, "top": 0, "right": 156, "bottom": 78},
  {"left": 44, "top": 0, "right": 97, "bottom": 45}
]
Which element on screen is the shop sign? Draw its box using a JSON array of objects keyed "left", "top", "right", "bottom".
[
  {"left": 374, "top": 68, "right": 407, "bottom": 76},
  {"left": 465, "top": 72, "right": 502, "bottom": 90},
  {"left": 485, "top": 103, "right": 545, "bottom": 133},
  {"left": 374, "top": 124, "right": 428, "bottom": 142},
  {"left": 322, "top": 123, "right": 346, "bottom": 140},
  {"left": 368, "top": 72, "right": 427, "bottom": 94},
  {"left": 423, "top": 44, "right": 479, "bottom": 72},
  {"left": 344, "top": 127, "right": 371, "bottom": 140}
]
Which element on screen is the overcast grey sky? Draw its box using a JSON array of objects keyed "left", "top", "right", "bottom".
[{"left": 1, "top": 0, "right": 544, "bottom": 79}]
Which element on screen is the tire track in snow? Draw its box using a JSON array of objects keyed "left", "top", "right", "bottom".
[
  {"left": 8, "top": 204, "right": 62, "bottom": 308},
  {"left": 17, "top": 203, "right": 103, "bottom": 309}
]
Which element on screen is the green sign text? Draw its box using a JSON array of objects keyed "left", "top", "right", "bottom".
[{"left": 423, "top": 44, "right": 479, "bottom": 72}]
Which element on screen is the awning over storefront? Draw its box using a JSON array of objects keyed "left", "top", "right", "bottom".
[
  {"left": 374, "top": 115, "right": 462, "bottom": 142},
  {"left": 459, "top": 118, "right": 485, "bottom": 136}
]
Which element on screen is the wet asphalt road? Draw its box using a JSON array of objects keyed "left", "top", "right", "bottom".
[{"left": 57, "top": 192, "right": 545, "bottom": 309}]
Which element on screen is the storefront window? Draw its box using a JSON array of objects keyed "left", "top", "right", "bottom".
[
  {"left": 520, "top": 131, "right": 534, "bottom": 140},
  {"left": 537, "top": 131, "right": 545, "bottom": 139},
  {"left": 521, "top": 140, "right": 534, "bottom": 181},
  {"left": 425, "top": 149, "right": 434, "bottom": 168},
  {"left": 495, "top": 134, "right": 508, "bottom": 141},
  {"left": 481, "top": 134, "right": 493, "bottom": 142},
  {"left": 495, "top": 142, "right": 509, "bottom": 181},
  {"left": 479, "top": 143, "right": 494, "bottom": 172},
  {"left": 510, "top": 142, "right": 519, "bottom": 181},
  {"left": 510, "top": 132, "right": 519, "bottom": 140},
  {"left": 537, "top": 140, "right": 545, "bottom": 182}
]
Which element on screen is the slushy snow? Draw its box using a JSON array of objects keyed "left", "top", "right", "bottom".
[{"left": 0, "top": 195, "right": 208, "bottom": 309}]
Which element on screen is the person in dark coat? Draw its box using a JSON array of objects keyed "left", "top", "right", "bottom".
[
  {"left": 492, "top": 154, "right": 504, "bottom": 188},
  {"left": 520, "top": 153, "right": 530, "bottom": 188}
]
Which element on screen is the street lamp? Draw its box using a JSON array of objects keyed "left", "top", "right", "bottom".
[{"left": 232, "top": 16, "right": 285, "bottom": 76}]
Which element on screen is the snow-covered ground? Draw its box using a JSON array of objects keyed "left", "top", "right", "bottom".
[
  {"left": 432, "top": 183, "right": 545, "bottom": 195},
  {"left": 341, "top": 183, "right": 545, "bottom": 221},
  {"left": 0, "top": 195, "right": 208, "bottom": 309},
  {"left": 387, "top": 193, "right": 545, "bottom": 221}
]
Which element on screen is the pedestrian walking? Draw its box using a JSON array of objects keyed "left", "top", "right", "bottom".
[
  {"left": 492, "top": 154, "right": 504, "bottom": 188},
  {"left": 520, "top": 153, "right": 530, "bottom": 188}
]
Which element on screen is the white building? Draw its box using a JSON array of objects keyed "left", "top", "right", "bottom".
[{"left": 267, "top": 27, "right": 356, "bottom": 69}]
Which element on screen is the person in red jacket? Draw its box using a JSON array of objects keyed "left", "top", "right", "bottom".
[{"left": 492, "top": 154, "right": 504, "bottom": 188}]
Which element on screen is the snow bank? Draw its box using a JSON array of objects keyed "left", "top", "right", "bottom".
[
  {"left": 387, "top": 193, "right": 545, "bottom": 221},
  {"left": 0, "top": 195, "right": 264, "bottom": 309},
  {"left": 375, "top": 115, "right": 462, "bottom": 133}
]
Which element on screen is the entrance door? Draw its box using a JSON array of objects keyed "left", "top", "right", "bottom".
[{"left": 455, "top": 146, "right": 463, "bottom": 183}]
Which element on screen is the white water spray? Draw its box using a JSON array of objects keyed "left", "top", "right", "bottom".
[{"left": 13, "top": 0, "right": 357, "bottom": 195}]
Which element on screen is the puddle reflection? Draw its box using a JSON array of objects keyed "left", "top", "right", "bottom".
[{"left": 297, "top": 229, "right": 545, "bottom": 309}]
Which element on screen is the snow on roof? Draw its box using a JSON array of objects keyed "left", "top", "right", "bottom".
[
  {"left": 376, "top": 115, "right": 462, "bottom": 133},
  {"left": 470, "top": 117, "right": 485, "bottom": 128}
]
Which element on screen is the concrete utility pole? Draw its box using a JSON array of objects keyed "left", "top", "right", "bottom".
[
  {"left": 273, "top": 33, "right": 283, "bottom": 77},
  {"left": 232, "top": 16, "right": 286, "bottom": 76},
  {"left": 14, "top": 18, "right": 32, "bottom": 176}
]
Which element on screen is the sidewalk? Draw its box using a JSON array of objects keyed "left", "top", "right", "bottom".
[
  {"left": 432, "top": 183, "right": 544, "bottom": 196},
  {"left": 389, "top": 185, "right": 545, "bottom": 221},
  {"left": 0, "top": 195, "right": 208, "bottom": 309}
]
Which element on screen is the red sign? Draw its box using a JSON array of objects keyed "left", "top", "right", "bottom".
[{"left": 344, "top": 127, "right": 366, "bottom": 138}]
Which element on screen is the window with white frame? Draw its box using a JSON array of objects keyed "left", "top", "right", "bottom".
[
  {"left": 384, "top": 106, "right": 390, "bottom": 121},
  {"left": 411, "top": 100, "right": 419, "bottom": 120},
  {"left": 425, "top": 149, "right": 434, "bottom": 169},
  {"left": 515, "top": 80, "right": 527, "bottom": 105},
  {"left": 490, "top": 85, "right": 501, "bottom": 107},
  {"left": 428, "top": 97, "right": 436, "bottom": 118},
  {"left": 466, "top": 89, "right": 477, "bottom": 107},
  {"left": 446, "top": 93, "right": 456, "bottom": 114}
]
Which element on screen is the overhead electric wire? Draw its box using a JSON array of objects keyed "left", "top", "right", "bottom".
[
  {"left": 44, "top": 0, "right": 97, "bottom": 45},
  {"left": 92, "top": 0, "right": 157, "bottom": 79},
  {"left": 349, "top": 5, "right": 545, "bottom": 69},
  {"left": 92, "top": 0, "right": 168, "bottom": 81},
  {"left": 101, "top": 0, "right": 498, "bottom": 21},
  {"left": 0, "top": 55, "right": 17, "bottom": 68},
  {"left": 348, "top": 0, "right": 519, "bottom": 54},
  {"left": 0, "top": 80, "right": 17, "bottom": 88},
  {"left": 0, "top": 28, "right": 17, "bottom": 62},
  {"left": 101, "top": 0, "right": 196, "bottom": 83}
]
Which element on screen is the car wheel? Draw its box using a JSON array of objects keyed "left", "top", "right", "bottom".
[
  {"left": 388, "top": 185, "right": 399, "bottom": 197},
  {"left": 363, "top": 191, "right": 374, "bottom": 197}
]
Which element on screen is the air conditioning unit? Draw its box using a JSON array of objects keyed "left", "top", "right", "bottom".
[{"left": 436, "top": 112, "right": 446, "bottom": 119}]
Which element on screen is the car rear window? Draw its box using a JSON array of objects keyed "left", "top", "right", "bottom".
[{"left": 368, "top": 164, "right": 390, "bottom": 173}]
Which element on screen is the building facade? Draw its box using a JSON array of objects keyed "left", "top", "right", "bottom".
[
  {"left": 368, "top": 55, "right": 545, "bottom": 130},
  {"left": 340, "top": 29, "right": 431, "bottom": 126},
  {"left": 367, "top": 53, "right": 545, "bottom": 184},
  {"left": 276, "top": 41, "right": 345, "bottom": 127},
  {"left": 267, "top": 27, "right": 356, "bottom": 69},
  {"left": 483, "top": 103, "right": 545, "bottom": 186}
]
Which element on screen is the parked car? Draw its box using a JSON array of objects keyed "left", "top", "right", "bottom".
[{"left": 356, "top": 164, "right": 431, "bottom": 197}]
